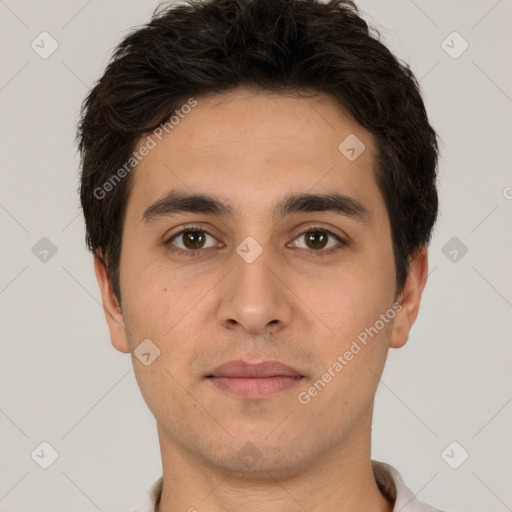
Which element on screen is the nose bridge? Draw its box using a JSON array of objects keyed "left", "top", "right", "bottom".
[{"left": 217, "top": 237, "right": 291, "bottom": 333}]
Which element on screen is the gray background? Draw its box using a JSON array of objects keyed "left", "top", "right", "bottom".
[{"left": 0, "top": 0, "right": 511, "bottom": 511}]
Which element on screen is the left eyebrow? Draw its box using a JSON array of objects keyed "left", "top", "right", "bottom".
[{"left": 275, "top": 192, "right": 369, "bottom": 222}]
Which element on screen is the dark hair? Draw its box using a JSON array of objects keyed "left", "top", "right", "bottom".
[{"left": 78, "top": 0, "right": 439, "bottom": 302}]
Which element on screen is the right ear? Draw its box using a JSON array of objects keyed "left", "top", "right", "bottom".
[{"left": 93, "top": 254, "right": 131, "bottom": 354}]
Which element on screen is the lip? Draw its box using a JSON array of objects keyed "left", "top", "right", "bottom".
[
  {"left": 206, "top": 360, "right": 303, "bottom": 399},
  {"left": 207, "top": 360, "right": 302, "bottom": 378}
]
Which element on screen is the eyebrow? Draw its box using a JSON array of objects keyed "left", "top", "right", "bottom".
[
  {"left": 142, "top": 190, "right": 369, "bottom": 225},
  {"left": 279, "top": 192, "right": 368, "bottom": 221},
  {"left": 142, "top": 191, "right": 233, "bottom": 225}
]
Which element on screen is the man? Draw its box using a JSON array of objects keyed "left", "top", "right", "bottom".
[{"left": 77, "top": 0, "right": 443, "bottom": 510}]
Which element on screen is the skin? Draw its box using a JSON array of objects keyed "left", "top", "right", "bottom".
[{"left": 94, "top": 88, "right": 428, "bottom": 512}]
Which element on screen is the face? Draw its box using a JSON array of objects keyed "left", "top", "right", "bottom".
[{"left": 95, "top": 88, "right": 426, "bottom": 477}]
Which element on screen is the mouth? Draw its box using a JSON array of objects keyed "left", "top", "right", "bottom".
[{"left": 206, "top": 360, "right": 304, "bottom": 399}]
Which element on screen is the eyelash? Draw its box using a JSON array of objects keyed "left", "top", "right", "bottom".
[{"left": 164, "top": 224, "right": 346, "bottom": 258}]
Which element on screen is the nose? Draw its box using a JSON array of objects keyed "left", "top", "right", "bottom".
[{"left": 217, "top": 245, "right": 293, "bottom": 335}]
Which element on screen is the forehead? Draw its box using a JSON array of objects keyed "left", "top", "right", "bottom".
[{"left": 128, "top": 88, "right": 380, "bottom": 218}]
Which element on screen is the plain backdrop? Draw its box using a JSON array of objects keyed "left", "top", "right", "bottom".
[{"left": 0, "top": 1, "right": 511, "bottom": 511}]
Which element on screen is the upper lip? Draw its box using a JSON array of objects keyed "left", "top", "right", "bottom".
[{"left": 207, "top": 360, "right": 303, "bottom": 378}]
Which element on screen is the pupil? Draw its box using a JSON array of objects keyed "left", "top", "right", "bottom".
[
  {"left": 307, "top": 231, "right": 326, "bottom": 250},
  {"left": 185, "top": 231, "right": 204, "bottom": 249}
]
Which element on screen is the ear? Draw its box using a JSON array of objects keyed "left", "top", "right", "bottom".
[
  {"left": 389, "top": 246, "right": 429, "bottom": 349},
  {"left": 93, "top": 254, "right": 131, "bottom": 354}
]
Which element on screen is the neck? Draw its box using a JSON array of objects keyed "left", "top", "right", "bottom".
[{"left": 155, "top": 412, "right": 393, "bottom": 512}]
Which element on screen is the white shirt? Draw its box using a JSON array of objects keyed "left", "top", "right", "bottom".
[{"left": 132, "top": 460, "right": 445, "bottom": 512}]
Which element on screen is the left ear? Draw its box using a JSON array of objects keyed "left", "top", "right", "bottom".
[{"left": 390, "top": 246, "right": 429, "bottom": 349}]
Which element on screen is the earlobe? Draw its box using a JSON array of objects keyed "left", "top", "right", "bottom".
[
  {"left": 93, "top": 254, "right": 131, "bottom": 354},
  {"left": 389, "top": 247, "right": 429, "bottom": 349}
]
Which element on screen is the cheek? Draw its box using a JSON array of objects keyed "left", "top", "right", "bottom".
[
  {"left": 301, "top": 259, "right": 395, "bottom": 345},
  {"left": 118, "top": 209, "right": 184, "bottom": 330},
  {"left": 121, "top": 263, "right": 206, "bottom": 417},
  {"left": 120, "top": 257, "right": 222, "bottom": 355},
  {"left": 301, "top": 268, "right": 396, "bottom": 408}
]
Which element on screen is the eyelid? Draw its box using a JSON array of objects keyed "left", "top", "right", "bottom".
[{"left": 290, "top": 223, "right": 348, "bottom": 243}]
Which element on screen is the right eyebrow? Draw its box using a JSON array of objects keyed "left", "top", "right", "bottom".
[{"left": 142, "top": 191, "right": 233, "bottom": 226}]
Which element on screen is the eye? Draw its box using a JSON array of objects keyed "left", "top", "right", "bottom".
[
  {"left": 164, "top": 226, "right": 345, "bottom": 258},
  {"left": 290, "top": 228, "right": 345, "bottom": 254},
  {"left": 165, "top": 227, "right": 220, "bottom": 255}
]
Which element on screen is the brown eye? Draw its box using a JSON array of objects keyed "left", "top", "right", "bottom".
[
  {"left": 182, "top": 231, "right": 206, "bottom": 249},
  {"left": 292, "top": 228, "right": 344, "bottom": 253},
  {"left": 167, "top": 229, "right": 217, "bottom": 252},
  {"left": 304, "top": 230, "right": 329, "bottom": 250}
]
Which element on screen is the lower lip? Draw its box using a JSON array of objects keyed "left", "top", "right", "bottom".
[{"left": 208, "top": 376, "right": 302, "bottom": 399}]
